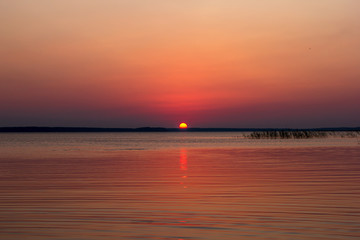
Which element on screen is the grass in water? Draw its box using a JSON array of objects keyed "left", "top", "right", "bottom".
[{"left": 249, "top": 131, "right": 328, "bottom": 139}]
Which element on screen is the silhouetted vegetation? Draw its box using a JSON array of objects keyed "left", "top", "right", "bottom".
[
  {"left": 338, "top": 131, "right": 360, "bottom": 138},
  {"left": 248, "top": 131, "right": 360, "bottom": 139},
  {"left": 248, "top": 131, "right": 329, "bottom": 139}
]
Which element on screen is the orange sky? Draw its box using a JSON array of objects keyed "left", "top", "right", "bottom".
[{"left": 1, "top": 1, "right": 359, "bottom": 127}]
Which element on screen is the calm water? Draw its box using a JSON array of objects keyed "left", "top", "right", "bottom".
[{"left": 0, "top": 133, "right": 359, "bottom": 239}]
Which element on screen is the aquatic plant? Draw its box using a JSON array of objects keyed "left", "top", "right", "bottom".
[{"left": 248, "top": 131, "right": 329, "bottom": 139}]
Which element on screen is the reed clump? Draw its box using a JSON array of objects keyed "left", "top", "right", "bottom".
[
  {"left": 339, "top": 131, "right": 360, "bottom": 138},
  {"left": 248, "top": 131, "right": 328, "bottom": 139}
]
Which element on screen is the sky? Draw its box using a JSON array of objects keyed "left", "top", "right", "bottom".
[{"left": 1, "top": 0, "right": 360, "bottom": 128}]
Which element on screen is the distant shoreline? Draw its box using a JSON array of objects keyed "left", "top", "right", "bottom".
[{"left": 0, "top": 127, "right": 359, "bottom": 133}]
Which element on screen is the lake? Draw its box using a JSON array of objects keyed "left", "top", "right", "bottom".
[{"left": 0, "top": 132, "right": 359, "bottom": 239}]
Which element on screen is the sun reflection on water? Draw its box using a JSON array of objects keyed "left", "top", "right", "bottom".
[{"left": 180, "top": 148, "right": 188, "bottom": 189}]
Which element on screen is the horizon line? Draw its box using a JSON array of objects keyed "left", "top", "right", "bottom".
[{"left": 1, "top": 126, "right": 359, "bottom": 133}]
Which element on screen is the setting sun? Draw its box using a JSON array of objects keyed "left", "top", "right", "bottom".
[{"left": 179, "top": 123, "right": 188, "bottom": 129}]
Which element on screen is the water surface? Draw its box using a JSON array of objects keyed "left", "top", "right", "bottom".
[{"left": 0, "top": 133, "right": 359, "bottom": 239}]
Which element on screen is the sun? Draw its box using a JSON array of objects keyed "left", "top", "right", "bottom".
[{"left": 179, "top": 123, "right": 188, "bottom": 129}]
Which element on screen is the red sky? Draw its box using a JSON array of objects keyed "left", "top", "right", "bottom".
[{"left": 1, "top": 1, "right": 360, "bottom": 128}]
